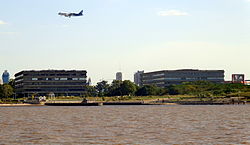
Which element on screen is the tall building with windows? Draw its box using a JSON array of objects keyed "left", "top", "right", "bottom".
[
  {"left": 15, "top": 70, "right": 87, "bottom": 97},
  {"left": 116, "top": 72, "right": 122, "bottom": 81},
  {"left": 134, "top": 70, "right": 144, "bottom": 86},
  {"left": 141, "top": 69, "right": 224, "bottom": 87},
  {"left": 2, "top": 70, "right": 10, "bottom": 84}
]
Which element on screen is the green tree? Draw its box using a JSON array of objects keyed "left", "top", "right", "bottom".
[
  {"left": 120, "top": 80, "right": 137, "bottom": 96},
  {"left": 8, "top": 79, "right": 15, "bottom": 89},
  {"left": 167, "top": 85, "right": 180, "bottom": 95},
  {"left": 2, "top": 84, "right": 14, "bottom": 98},
  {"left": 95, "top": 80, "right": 109, "bottom": 97},
  {"left": 136, "top": 85, "right": 159, "bottom": 96},
  {"left": 0, "top": 85, "right": 3, "bottom": 98},
  {"left": 82, "top": 85, "right": 98, "bottom": 97},
  {"left": 108, "top": 80, "right": 123, "bottom": 96}
]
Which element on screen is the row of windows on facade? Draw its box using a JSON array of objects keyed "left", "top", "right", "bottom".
[
  {"left": 18, "top": 73, "right": 85, "bottom": 76},
  {"left": 15, "top": 74, "right": 86, "bottom": 80},
  {"left": 15, "top": 82, "right": 86, "bottom": 87},
  {"left": 23, "top": 89, "right": 84, "bottom": 92},
  {"left": 16, "top": 77, "right": 86, "bottom": 82},
  {"left": 145, "top": 73, "right": 223, "bottom": 78},
  {"left": 143, "top": 77, "right": 224, "bottom": 82}
]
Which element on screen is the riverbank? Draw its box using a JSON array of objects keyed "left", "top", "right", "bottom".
[
  {"left": 45, "top": 99, "right": 249, "bottom": 106},
  {"left": 1, "top": 95, "right": 249, "bottom": 106},
  {"left": 0, "top": 103, "right": 43, "bottom": 107}
]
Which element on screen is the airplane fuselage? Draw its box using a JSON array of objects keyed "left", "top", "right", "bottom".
[{"left": 58, "top": 10, "right": 83, "bottom": 18}]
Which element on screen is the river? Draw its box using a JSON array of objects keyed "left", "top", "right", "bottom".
[{"left": 0, "top": 105, "right": 250, "bottom": 144}]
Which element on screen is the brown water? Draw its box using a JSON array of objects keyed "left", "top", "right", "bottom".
[{"left": 0, "top": 105, "right": 250, "bottom": 145}]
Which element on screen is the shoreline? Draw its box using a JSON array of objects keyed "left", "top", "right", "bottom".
[
  {"left": 1, "top": 99, "right": 249, "bottom": 107},
  {"left": 0, "top": 103, "right": 43, "bottom": 107}
]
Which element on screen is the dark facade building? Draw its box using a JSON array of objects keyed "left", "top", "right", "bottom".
[
  {"left": 15, "top": 70, "right": 87, "bottom": 97},
  {"left": 141, "top": 69, "right": 225, "bottom": 87}
]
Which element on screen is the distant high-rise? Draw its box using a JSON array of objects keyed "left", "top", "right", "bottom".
[
  {"left": 134, "top": 70, "right": 144, "bottom": 86},
  {"left": 88, "top": 78, "right": 92, "bottom": 86},
  {"left": 2, "top": 70, "right": 10, "bottom": 84},
  {"left": 116, "top": 72, "right": 122, "bottom": 81}
]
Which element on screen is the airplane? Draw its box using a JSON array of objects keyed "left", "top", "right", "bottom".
[{"left": 58, "top": 10, "right": 83, "bottom": 18}]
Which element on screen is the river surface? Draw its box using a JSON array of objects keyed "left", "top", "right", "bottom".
[{"left": 0, "top": 105, "right": 250, "bottom": 145}]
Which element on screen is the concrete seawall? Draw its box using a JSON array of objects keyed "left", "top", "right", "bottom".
[
  {"left": 45, "top": 102, "right": 102, "bottom": 106},
  {"left": 0, "top": 104, "right": 43, "bottom": 107},
  {"left": 45, "top": 101, "right": 151, "bottom": 106}
]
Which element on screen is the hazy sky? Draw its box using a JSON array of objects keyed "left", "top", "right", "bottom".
[{"left": 0, "top": 0, "right": 250, "bottom": 84}]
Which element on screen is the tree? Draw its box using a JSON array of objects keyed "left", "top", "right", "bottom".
[
  {"left": 120, "top": 80, "right": 137, "bottom": 96},
  {"left": 8, "top": 79, "right": 15, "bottom": 89},
  {"left": 136, "top": 85, "right": 158, "bottom": 96},
  {"left": 95, "top": 80, "right": 109, "bottom": 97},
  {"left": 108, "top": 80, "right": 123, "bottom": 96},
  {"left": 82, "top": 85, "right": 98, "bottom": 97},
  {"left": 0, "top": 85, "right": 3, "bottom": 98},
  {"left": 167, "top": 85, "right": 180, "bottom": 95},
  {"left": 2, "top": 84, "right": 14, "bottom": 98}
]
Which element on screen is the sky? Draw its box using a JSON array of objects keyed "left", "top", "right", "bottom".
[{"left": 0, "top": 0, "right": 250, "bottom": 84}]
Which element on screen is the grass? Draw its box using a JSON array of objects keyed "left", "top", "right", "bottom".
[{"left": 3, "top": 92, "right": 250, "bottom": 104}]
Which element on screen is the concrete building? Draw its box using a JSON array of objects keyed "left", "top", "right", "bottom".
[
  {"left": 2, "top": 70, "right": 10, "bottom": 84},
  {"left": 15, "top": 70, "right": 87, "bottom": 97},
  {"left": 141, "top": 69, "right": 225, "bottom": 87},
  {"left": 134, "top": 70, "right": 144, "bottom": 86},
  {"left": 116, "top": 72, "right": 122, "bottom": 81}
]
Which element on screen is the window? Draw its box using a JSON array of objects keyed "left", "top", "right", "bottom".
[
  {"left": 165, "top": 78, "right": 181, "bottom": 80},
  {"left": 60, "top": 78, "right": 67, "bottom": 80},
  {"left": 207, "top": 77, "right": 223, "bottom": 80},
  {"left": 79, "top": 78, "right": 86, "bottom": 80},
  {"left": 152, "top": 73, "right": 165, "bottom": 77},
  {"left": 32, "top": 78, "right": 38, "bottom": 81},
  {"left": 152, "top": 78, "right": 165, "bottom": 81},
  {"left": 72, "top": 78, "right": 78, "bottom": 80}
]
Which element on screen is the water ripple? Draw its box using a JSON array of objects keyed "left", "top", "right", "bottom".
[{"left": 0, "top": 105, "right": 250, "bottom": 144}]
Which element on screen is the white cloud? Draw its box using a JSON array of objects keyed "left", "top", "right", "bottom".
[
  {"left": 157, "top": 10, "right": 189, "bottom": 16},
  {"left": 0, "top": 20, "right": 7, "bottom": 25}
]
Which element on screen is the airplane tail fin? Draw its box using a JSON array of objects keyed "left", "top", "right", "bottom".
[{"left": 79, "top": 10, "right": 83, "bottom": 15}]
